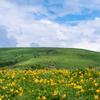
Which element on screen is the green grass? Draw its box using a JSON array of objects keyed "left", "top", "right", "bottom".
[{"left": 0, "top": 47, "right": 100, "bottom": 69}]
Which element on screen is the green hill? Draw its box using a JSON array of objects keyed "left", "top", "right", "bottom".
[{"left": 0, "top": 47, "right": 100, "bottom": 69}]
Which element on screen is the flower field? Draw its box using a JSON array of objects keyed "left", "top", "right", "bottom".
[{"left": 0, "top": 67, "right": 100, "bottom": 100}]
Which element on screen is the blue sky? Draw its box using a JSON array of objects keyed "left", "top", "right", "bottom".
[{"left": 0, "top": 0, "right": 100, "bottom": 51}]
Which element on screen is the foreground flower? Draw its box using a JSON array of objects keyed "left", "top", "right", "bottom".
[
  {"left": 10, "top": 89, "right": 14, "bottom": 92},
  {"left": 81, "top": 89, "right": 84, "bottom": 92},
  {"left": 96, "top": 89, "right": 100, "bottom": 93},
  {"left": 37, "top": 96, "right": 41, "bottom": 99},
  {"left": 95, "top": 83, "right": 98, "bottom": 87},
  {"left": 0, "top": 95, "right": 4, "bottom": 99},
  {"left": 62, "top": 94, "right": 66, "bottom": 99},
  {"left": 44, "top": 89, "right": 47, "bottom": 92},
  {"left": 2, "top": 86, "right": 7, "bottom": 90},
  {"left": 15, "top": 90, "right": 19, "bottom": 93},
  {"left": 53, "top": 90, "right": 58, "bottom": 95},
  {"left": 42, "top": 96, "right": 46, "bottom": 100},
  {"left": 94, "top": 95, "right": 99, "bottom": 99}
]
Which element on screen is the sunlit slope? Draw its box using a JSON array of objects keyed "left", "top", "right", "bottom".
[{"left": 0, "top": 47, "right": 100, "bottom": 69}]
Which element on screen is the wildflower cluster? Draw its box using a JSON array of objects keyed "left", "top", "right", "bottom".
[{"left": 0, "top": 67, "right": 100, "bottom": 99}]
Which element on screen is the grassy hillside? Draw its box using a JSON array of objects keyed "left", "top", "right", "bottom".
[{"left": 0, "top": 47, "right": 100, "bottom": 69}]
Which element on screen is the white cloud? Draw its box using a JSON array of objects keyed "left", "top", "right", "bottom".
[
  {"left": 0, "top": 25, "right": 18, "bottom": 47},
  {"left": 73, "top": 41, "right": 100, "bottom": 52},
  {"left": 30, "top": 42, "right": 40, "bottom": 47},
  {"left": 0, "top": 0, "right": 100, "bottom": 51},
  {"left": 40, "top": 20, "right": 52, "bottom": 24}
]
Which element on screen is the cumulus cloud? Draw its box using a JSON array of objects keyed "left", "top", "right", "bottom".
[
  {"left": 0, "top": 25, "right": 18, "bottom": 47},
  {"left": 0, "top": 0, "right": 100, "bottom": 51},
  {"left": 30, "top": 42, "right": 40, "bottom": 47}
]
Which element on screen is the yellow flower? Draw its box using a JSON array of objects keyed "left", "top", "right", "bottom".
[
  {"left": 42, "top": 96, "right": 46, "bottom": 100},
  {"left": 50, "top": 79, "right": 53, "bottom": 82},
  {"left": 93, "top": 80, "right": 96, "bottom": 82},
  {"left": 40, "top": 78, "right": 43, "bottom": 82},
  {"left": 32, "top": 90, "right": 34, "bottom": 92},
  {"left": 81, "top": 89, "right": 84, "bottom": 92},
  {"left": 2, "top": 86, "right": 7, "bottom": 90},
  {"left": 89, "top": 78, "right": 92, "bottom": 81},
  {"left": 10, "top": 89, "right": 14, "bottom": 92},
  {"left": 37, "top": 96, "right": 41, "bottom": 99},
  {"left": 11, "top": 73, "right": 15, "bottom": 78},
  {"left": 78, "top": 86, "right": 82, "bottom": 89},
  {"left": 62, "top": 94, "right": 66, "bottom": 99},
  {"left": 29, "top": 91, "right": 31, "bottom": 93},
  {"left": 51, "top": 82, "right": 56, "bottom": 86},
  {"left": 23, "top": 77, "right": 25, "bottom": 80},
  {"left": 80, "top": 75, "right": 83, "bottom": 78},
  {"left": 19, "top": 87, "right": 22, "bottom": 91},
  {"left": 77, "top": 91, "right": 80, "bottom": 94},
  {"left": 11, "top": 82, "right": 15, "bottom": 86},
  {"left": 0, "top": 79, "right": 2, "bottom": 83},
  {"left": 53, "top": 90, "right": 58, "bottom": 95},
  {"left": 34, "top": 78, "right": 39, "bottom": 83},
  {"left": 80, "top": 79, "right": 84, "bottom": 83},
  {"left": 18, "top": 93, "right": 23, "bottom": 97},
  {"left": 94, "top": 95, "right": 99, "bottom": 99},
  {"left": 1, "top": 95, "right": 4, "bottom": 99},
  {"left": 70, "top": 77, "right": 73, "bottom": 81},
  {"left": 95, "top": 83, "right": 98, "bottom": 87},
  {"left": 15, "top": 90, "right": 19, "bottom": 93},
  {"left": 44, "top": 90, "right": 47, "bottom": 92},
  {"left": 74, "top": 85, "right": 82, "bottom": 89},
  {"left": 37, "top": 76, "right": 39, "bottom": 78},
  {"left": 96, "top": 89, "right": 100, "bottom": 93}
]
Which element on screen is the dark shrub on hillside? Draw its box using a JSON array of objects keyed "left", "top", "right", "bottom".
[
  {"left": 6, "top": 61, "right": 15, "bottom": 66},
  {"left": 15, "top": 60, "right": 18, "bottom": 63},
  {"left": 30, "top": 64, "right": 45, "bottom": 70},
  {"left": 0, "top": 60, "right": 18, "bottom": 67}
]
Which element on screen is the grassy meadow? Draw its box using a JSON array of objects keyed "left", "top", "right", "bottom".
[
  {"left": 0, "top": 47, "right": 100, "bottom": 100},
  {"left": 0, "top": 47, "right": 100, "bottom": 69},
  {"left": 0, "top": 67, "right": 100, "bottom": 100}
]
